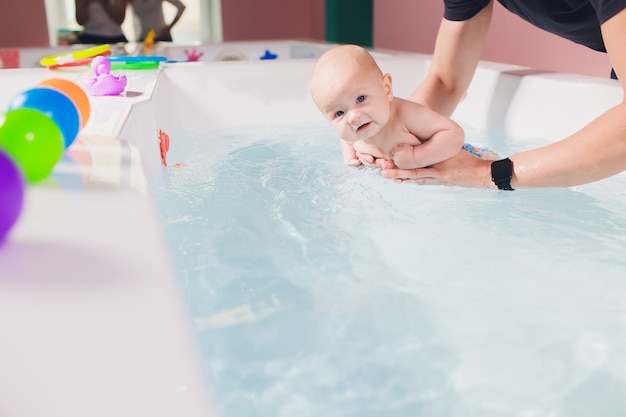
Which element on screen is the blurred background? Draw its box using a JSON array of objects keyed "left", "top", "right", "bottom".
[{"left": 0, "top": 0, "right": 612, "bottom": 77}]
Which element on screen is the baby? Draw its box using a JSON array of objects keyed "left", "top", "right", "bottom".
[{"left": 310, "top": 44, "right": 467, "bottom": 169}]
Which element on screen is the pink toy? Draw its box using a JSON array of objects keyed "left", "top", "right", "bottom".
[
  {"left": 184, "top": 48, "right": 204, "bottom": 62},
  {"left": 83, "top": 56, "right": 127, "bottom": 96}
]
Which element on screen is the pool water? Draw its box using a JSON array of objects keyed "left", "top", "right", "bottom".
[{"left": 151, "top": 123, "right": 626, "bottom": 417}]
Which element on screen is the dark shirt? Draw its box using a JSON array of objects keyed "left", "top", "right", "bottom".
[{"left": 443, "top": 0, "right": 626, "bottom": 51}]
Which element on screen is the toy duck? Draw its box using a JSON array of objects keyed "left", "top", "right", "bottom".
[{"left": 83, "top": 56, "right": 127, "bottom": 96}]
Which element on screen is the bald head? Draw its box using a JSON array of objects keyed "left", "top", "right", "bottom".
[{"left": 310, "top": 44, "right": 384, "bottom": 106}]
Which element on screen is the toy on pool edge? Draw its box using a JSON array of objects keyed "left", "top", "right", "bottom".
[
  {"left": 0, "top": 78, "right": 88, "bottom": 183},
  {"left": 0, "top": 149, "right": 25, "bottom": 245},
  {"left": 0, "top": 77, "right": 89, "bottom": 244},
  {"left": 38, "top": 78, "right": 91, "bottom": 130},
  {"left": 40, "top": 44, "right": 111, "bottom": 68},
  {"left": 83, "top": 56, "right": 127, "bottom": 96},
  {"left": 0, "top": 107, "right": 64, "bottom": 183},
  {"left": 184, "top": 48, "right": 204, "bottom": 61},
  {"left": 143, "top": 29, "right": 157, "bottom": 55},
  {"left": 8, "top": 86, "right": 80, "bottom": 149},
  {"left": 260, "top": 49, "right": 278, "bottom": 60}
]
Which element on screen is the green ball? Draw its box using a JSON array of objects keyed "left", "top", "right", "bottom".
[{"left": 0, "top": 108, "right": 64, "bottom": 183}]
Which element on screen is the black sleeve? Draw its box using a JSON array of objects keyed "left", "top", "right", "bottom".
[
  {"left": 443, "top": 0, "right": 492, "bottom": 21},
  {"left": 589, "top": 0, "right": 626, "bottom": 23}
]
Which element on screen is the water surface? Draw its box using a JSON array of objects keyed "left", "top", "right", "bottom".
[{"left": 151, "top": 123, "right": 626, "bottom": 417}]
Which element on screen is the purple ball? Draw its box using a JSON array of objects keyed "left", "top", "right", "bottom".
[{"left": 0, "top": 150, "right": 25, "bottom": 244}]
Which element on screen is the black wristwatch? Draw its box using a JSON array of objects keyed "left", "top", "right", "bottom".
[{"left": 491, "top": 158, "right": 514, "bottom": 190}]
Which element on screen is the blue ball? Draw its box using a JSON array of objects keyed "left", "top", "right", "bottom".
[{"left": 8, "top": 86, "right": 80, "bottom": 149}]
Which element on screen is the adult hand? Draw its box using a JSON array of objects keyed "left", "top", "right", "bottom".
[{"left": 380, "top": 149, "right": 495, "bottom": 188}]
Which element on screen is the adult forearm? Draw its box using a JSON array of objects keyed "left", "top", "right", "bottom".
[
  {"left": 409, "top": 75, "right": 463, "bottom": 118},
  {"left": 410, "top": 5, "right": 492, "bottom": 116},
  {"left": 510, "top": 103, "right": 626, "bottom": 188},
  {"left": 380, "top": 103, "right": 626, "bottom": 189},
  {"left": 164, "top": 0, "right": 186, "bottom": 29},
  {"left": 169, "top": 6, "right": 186, "bottom": 29}
]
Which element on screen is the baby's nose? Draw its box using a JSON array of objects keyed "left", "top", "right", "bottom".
[{"left": 347, "top": 110, "right": 362, "bottom": 126}]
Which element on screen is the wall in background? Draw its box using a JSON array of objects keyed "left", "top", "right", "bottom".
[
  {"left": 0, "top": 0, "right": 613, "bottom": 78},
  {"left": 221, "top": 0, "right": 325, "bottom": 41},
  {"left": 0, "top": 0, "right": 49, "bottom": 47},
  {"left": 373, "top": 0, "right": 612, "bottom": 78}
]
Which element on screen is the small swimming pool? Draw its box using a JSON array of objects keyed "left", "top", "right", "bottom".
[
  {"left": 151, "top": 120, "right": 626, "bottom": 416},
  {"left": 2, "top": 41, "right": 625, "bottom": 417}
]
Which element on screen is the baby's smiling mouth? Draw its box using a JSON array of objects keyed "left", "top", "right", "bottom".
[{"left": 357, "top": 122, "right": 371, "bottom": 131}]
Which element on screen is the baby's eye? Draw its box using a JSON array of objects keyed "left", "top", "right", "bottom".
[
  {"left": 356, "top": 95, "right": 366, "bottom": 103},
  {"left": 334, "top": 110, "right": 344, "bottom": 118}
]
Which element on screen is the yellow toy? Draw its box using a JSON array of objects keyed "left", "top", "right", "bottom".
[
  {"left": 40, "top": 44, "right": 110, "bottom": 67},
  {"left": 143, "top": 29, "right": 156, "bottom": 54}
]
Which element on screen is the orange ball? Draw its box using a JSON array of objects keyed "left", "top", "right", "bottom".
[{"left": 38, "top": 78, "right": 91, "bottom": 129}]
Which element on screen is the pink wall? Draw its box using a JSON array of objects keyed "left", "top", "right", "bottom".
[
  {"left": 0, "top": 0, "right": 49, "bottom": 47},
  {"left": 0, "top": 0, "right": 326, "bottom": 48},
  {"left": 0, "top": 0, "right": 612, "bottom": 77},
  {"left": 373, "top": 0, "right": 612, "bottom": 78},
  {"left": 221, "top": 0, "right": 325, "bottom": 41},
  {"left": 217, "top": 0, "right": 613, "bottom": 77}
]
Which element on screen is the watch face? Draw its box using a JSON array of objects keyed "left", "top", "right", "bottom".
[{"left": 491, "top": 158, "right": 514, "bottom": 190}]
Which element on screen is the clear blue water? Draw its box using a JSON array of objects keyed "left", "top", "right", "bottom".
[{"left": 151, "top": 123, "right": 626, "bottom": 417}]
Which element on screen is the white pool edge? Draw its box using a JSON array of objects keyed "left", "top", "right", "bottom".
[{"left": 0, "top": 67, "right": 217, "bottom": 417}]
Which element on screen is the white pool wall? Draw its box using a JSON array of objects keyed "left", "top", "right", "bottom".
[
  {"left": 455, "top": 63, "right": 623, "bottom": 140},
  {"left": 161, "top": 39, "right": 335, "bottom": 62},
  {"left": 11, "top": 40, "right": 344, "bottom": 69},
  {"left": 0, "top": 69, "right": 216, "bottom": 416},
  {"left": 132, "top": 53, "right": 623, "bottom": 157},
  {"left": 0, "top": 40, "right": 624, "bottom": 417}
]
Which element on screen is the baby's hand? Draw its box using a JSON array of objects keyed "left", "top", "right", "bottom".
[
  {"left": 357, "top": 152, "right": 392, "bottom": 168},
  {"left": 356, "top": 152, "right": 376, "bottom": 166},
  {"left": 391, "top": 144, "right": 416, "bottom": 169}
]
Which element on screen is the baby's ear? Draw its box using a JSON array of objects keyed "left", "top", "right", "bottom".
[{"left": 383, "top": 73, "right": 394, "bottom": 100}]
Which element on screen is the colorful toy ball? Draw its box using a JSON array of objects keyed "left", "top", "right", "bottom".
[
  {"left": 8, "top": 86, "right": 80, "bottom": 149},
  {"left": 0, "top": 108, "right": 64, "bottom": 183},
  {"left": 0, "top": 150, "right": 25, "bottom": 244},
  {"left": 38, "top": 78, "right": 91, "bottom": 130}
]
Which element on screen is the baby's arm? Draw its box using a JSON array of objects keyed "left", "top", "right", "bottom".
[
  {"left": 340, "top": 139, "right": 383, "bottom": 167},
  {"left": 340, "top": 139, "right": 360, "bottom": 166},
  {"left": 392, "top": 100, "right": 465, "bottom": 168}
]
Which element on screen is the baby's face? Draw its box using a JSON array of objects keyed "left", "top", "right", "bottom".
[{"left": 312, "top": 70, "right": 393, "bottom": 143}]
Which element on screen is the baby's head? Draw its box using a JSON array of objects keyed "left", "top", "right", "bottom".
[{"left": 310, "top": 44, "right": 393, "bottom": 143}]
